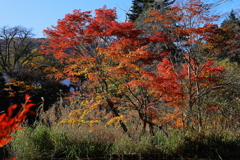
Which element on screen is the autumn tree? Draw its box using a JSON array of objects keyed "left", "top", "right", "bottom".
[
  {"left": 129, "top": 0, "right": 177, "bottom": 64},
  {"left": 42, "top": 1, "right": 228, "bottom": 135},
  {"left": 41, "top": 6, "right": 172, "bottom": 135},
  {"left": 142, "top": 0, "right": 226, "bottom": 131}
]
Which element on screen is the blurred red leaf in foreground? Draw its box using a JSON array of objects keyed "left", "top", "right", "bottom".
[{"left": 0, "top": 94, "right": 35, "bottom": 147}]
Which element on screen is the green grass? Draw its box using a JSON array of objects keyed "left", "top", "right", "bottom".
[
  {"left": 7, "top": 121, "right": 240, "bottom": 160},
  {"left": 9, "top": 123, "right": 116, "bottom": 159},
  {"left": 6, "top": 94, "right": 240, "bottom": 160}
]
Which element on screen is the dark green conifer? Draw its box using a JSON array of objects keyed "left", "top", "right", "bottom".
[
  {"left": 127, "top": 0, "right": 176, "bottom": 22},
  {"left": 218, "top": 10, "right": 240, "bottom": 63},
  {"left": 152, "top": 0, "right": 175, "bottom": 11},
  {"left": 127, "top": 0, "right": 154, "bottom": 22}
]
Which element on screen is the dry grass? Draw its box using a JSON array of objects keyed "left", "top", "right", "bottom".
[{"left": 6, "top": 95, "right": 240, "bottom": 160}]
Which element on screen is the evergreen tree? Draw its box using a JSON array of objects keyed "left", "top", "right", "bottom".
[
  {"left": 221, "top": 10, "right": 240, "bottom": 29},
  {"left": 127, "top": 0, "right": 175, "bottom": 22},
  {"left": 152, "top": 0, "right": 175, "bottom": 11},
  {"left": 127, "top": 0, "right": 154, "bottom": 22},
  {"left": 218, "top": 10, "right": 240, "bottom": 63}
]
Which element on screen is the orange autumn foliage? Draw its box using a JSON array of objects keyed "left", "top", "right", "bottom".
[
  {"left": 41, "top": 6, "right": 171, "bottom": 133},
  {"left": 41, "top": 1, "right": 227, "bottom": 133},
  {"left": 138, "top": 0, "right": 226, "bottom": 128}
]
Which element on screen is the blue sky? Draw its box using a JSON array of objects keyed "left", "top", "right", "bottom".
[{"left": 0, "top": 0, "right": 239, "bottom": 38}]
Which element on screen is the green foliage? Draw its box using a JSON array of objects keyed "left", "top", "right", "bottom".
[
  {"left": 8, "top": 120, "right": 240, "bottom": 159},
  {"left": 152, "top": 130, "right": 184, "bottom": 155},
  {"left": 210, "top": 59, "right": 240, "bottom": 106},
  {"left": 9, "top": 122, "right": 115, "bottom": 159},
  {"left": 127, "top": 0, "right": 154, "bottom": 22},
  {"left": 9, "top": 124, "right": 55, "bottom": 159},
  {"left": 127, "top": 0, "right": 175, "bottom": 22},
  {"left": 216, "top": 10, "right": 240, "bottom": 63},
  {"left": 221, "top": 10, "right": 240, "bottom": 29},
  {"left": 110, "top": 134, "right": 154, "bottom": 155}
]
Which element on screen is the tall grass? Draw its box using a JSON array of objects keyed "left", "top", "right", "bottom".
[
  {"left": 6, "top": 95, "right": 240, "bottom": 160},
  {"left": 9, "top": 122, "right": 116, "bottom": 159},
  {"left": 8, "top": 121, "right": 239, "bottom": 159}
]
